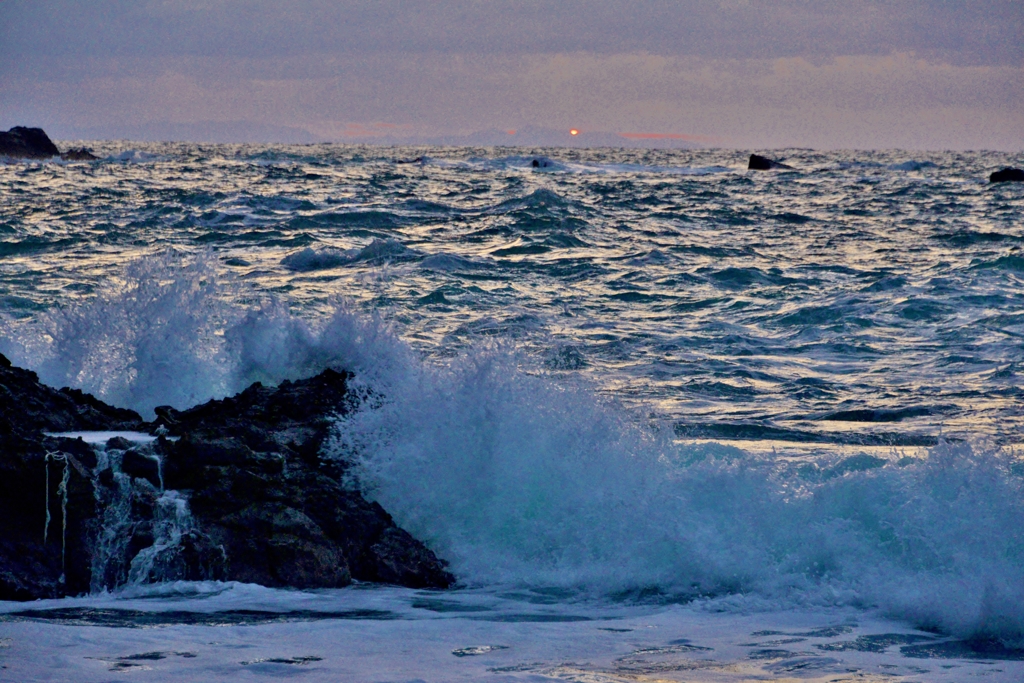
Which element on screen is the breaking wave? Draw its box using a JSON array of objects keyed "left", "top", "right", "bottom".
[{"left": 327, "top": 337, "right": 1024, "bottom": 643}]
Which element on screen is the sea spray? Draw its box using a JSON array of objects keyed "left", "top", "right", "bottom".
[
  {"left": 3, "top": 253, "right": 413, "bottom": 419},
  {"left": 28, "top": 253, "right": 233, "bottom": 416},
  {"left": 325, "top": 336, "right": 1024, "bottom": 643}
]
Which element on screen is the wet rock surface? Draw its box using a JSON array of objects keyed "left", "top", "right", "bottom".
[
  {"left": 0, "top": 353, "right": 144, "bottom": 600},
  {"left": 156, "top": 369, "right": 454, "bottom": 589},
  {"left": 0, "top": 353, "right": 453, "bottom": 600}
]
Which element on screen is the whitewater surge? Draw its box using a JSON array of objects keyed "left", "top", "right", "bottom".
[{"left": 325, "top": 321, "right": 1024, "bottom": 644}]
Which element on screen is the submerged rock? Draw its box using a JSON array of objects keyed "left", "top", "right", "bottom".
[
  {"left": 0, "top": 353, "right": 453, "bottom": 600},
  {"left": 748, "top": 153, "right": 793, "bottom": 171},
  {"left": 990, "top": 167, "right": 1024, "bottom": 183},
  {"left": 0, "top": 127, "right": 61, "bottom": 160}
]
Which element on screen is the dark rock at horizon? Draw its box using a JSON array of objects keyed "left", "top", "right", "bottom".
[
  {"left": 990, "top": 167, "right": 1024, "bottom": 183},
  {"left": 0, "top": 127, "right": 61, "bottom": 159},
  {"left": 0, "top": 353, "right": 453, "bottom": 600},
  {"left": 748, "top": 153, "right": 793, "bottom": 170},
  {"left": 60, "top": 147, "right": 100, "bottom": 161},
  {"left": 0, "top": 126, "right": 99, "bottom": 161}
]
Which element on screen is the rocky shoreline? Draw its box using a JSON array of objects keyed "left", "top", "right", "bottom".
[{"left": 0, "top": 353, "right": 453, "bottom": 601}]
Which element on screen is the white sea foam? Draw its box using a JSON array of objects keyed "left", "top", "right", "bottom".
[
  {"left": 104, "top": 149, "right": 163, "bottom": 163},
  {"left": 324, "top": 332, "right": 1024, "bottom": 643},
  {"left": 8, "top": 583, "right": 1019, "bottom": 682},
  {"left": 889, "top": 160, "right": 938, "bottom": 172}
]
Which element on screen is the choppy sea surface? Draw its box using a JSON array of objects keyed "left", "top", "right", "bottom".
[{"left": 1, "top": 143, "right": 1024, "bottom": 681}]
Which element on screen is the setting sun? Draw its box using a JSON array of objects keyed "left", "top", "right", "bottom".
[{"left": 569, "top": 129, "right": 579, "bottom": 136}]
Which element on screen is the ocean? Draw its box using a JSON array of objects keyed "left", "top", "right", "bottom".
[{"left": 1, "top": 142, "right": 1023, "bottom": 681}]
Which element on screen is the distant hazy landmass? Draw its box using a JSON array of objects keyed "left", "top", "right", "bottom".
[
  {"left": 420, "top": 126, "right": 703, "bottom": 149},
  {"left": 60, "top": 121, "right": 321, "bottom": 145},
  {"left": 55, "top": 121, "right": 702, "bottom": 148}
]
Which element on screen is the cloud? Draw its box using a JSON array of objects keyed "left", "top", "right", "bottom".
[
  {"left": 3, "top": 1, "right": 1021, "bottom": 65},
  {"left": 1, "top": 1, "right": 1021, "bottom": 148}
]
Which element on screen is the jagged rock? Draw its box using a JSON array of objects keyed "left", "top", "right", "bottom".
[
  {"left": 748, "top": 153, "right": 793, "bottom": 170},
  {"left": 158, "top": 368, "right": 455, "bottom": 589},
  {"left": 60, "top": 147, "right": 99, "bottom": 161},
  {"left": 0, "top": 454, "right": 102, "bottom": 599},
  {"left": 0, "top": 127, "right": 61, "bottom": 160},
  {"left": 0, "top": 352, "right": 453, "bottom": 600},
  {"left": 0, "top": 354, "right": 143, "bottom": 433},
  {"left": 214, "top": 503, "right": 350, "bottom": 588},
  {"left": 990, "top": 167, "right": 1024, "bottom": 183},
  {"left": 0, "top": 352, "right": 146, "bottom": 600}
]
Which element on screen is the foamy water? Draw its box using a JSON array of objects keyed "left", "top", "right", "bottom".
[{"left": 1, "top": 144, "right": 1023, "bottom": 680}]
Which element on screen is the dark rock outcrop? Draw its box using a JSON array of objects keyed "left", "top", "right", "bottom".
[
  {"left": 0, "top": 352, "right": 453, "bottom": 601},
  {"left": 990, "top": 168, "right": 1024, "bottom": 183},
  {"left": 748, "top": 153, "right": 793, "bottom": 171},
  {"left": 61, "top": 147, "right": 99, "bottom": 161},
  {"left": 0, "top": 353, "right": 144, "bottom": 600},
  {"left": 0, "top": 127, "right": 61, "bottom": 159},
  {"left": 0, "top": 127, "right": 99, "bottom": 161},
  {"left": 156, "top": 369, "right": 454, "bottom": 589},
  {"left": 120, "top": 448, "right": 162, "bottom": 489},
  {"left": 0, "top": 354, "right": 142, "bottom": 433}
]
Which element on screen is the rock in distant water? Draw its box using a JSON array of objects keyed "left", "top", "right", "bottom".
[
  {"left": 0, "top": 126, "right": 61, "bottom": 159},
  {"left": 990, "top": 167, "right": 1024, "bottom": 183},
  {"left": 61, "top": 147, "right": 99, "bottom": 161},
  {"left": 0, "top": 353, "right": 453, "bottom": 600},
  {"left": 748, "top": 153, "right": 793, "bottom": 171},
  {"left": 0, "top": 127, "right": 98, "bottom": 161}
]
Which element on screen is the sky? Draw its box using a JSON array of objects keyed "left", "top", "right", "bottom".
[{"left": 1, "top": 1, "right": 1022, "bottom": 149}]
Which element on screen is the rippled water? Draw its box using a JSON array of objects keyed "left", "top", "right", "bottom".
[
  {"left": 3, "top": 143, "right": 1024, "bottom": 680},
  {"left": 2, "top": 144, "right": 1023, "bottom": 449}
]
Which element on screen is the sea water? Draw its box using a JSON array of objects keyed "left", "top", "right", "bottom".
[{"left": 1, "top": 143, "right": 1023, "bottom": 681}]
